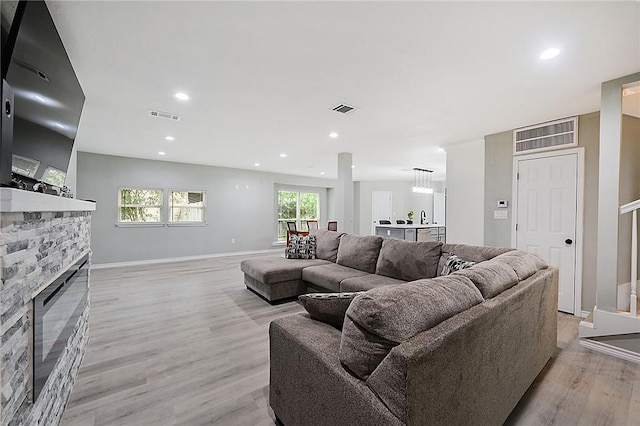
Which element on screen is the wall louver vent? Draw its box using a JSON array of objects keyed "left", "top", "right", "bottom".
[
  {"left": 149, "top": 110, "right": 181, "bottom": 121},
  {"left": 332, "top": 104, "right": 356, "bottom": 114},
  {"left": 513, "top": 117, "right": 578, "bottom": 155}
]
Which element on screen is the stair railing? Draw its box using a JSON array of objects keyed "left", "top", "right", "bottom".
[{"left": 620, "top": 199, "right": 640, "bottom": 316}]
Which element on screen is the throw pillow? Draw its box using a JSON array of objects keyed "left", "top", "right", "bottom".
[
  {"left": 441, "top": 254, "right": 476, "bottom": 275},
  {"left": 299, "top": 292, "right": 364, "bottom": 329},
  {"left": 285, "top": 235, "right": 317, "bottom": 259}
]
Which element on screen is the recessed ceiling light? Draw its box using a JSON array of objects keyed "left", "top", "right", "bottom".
[
  {"left": 320, "top": 172, "right": 325, "bottom": 175},
  {"left": 175, "top": 92, "right": 189, "bottom": 101},
  {"left": 280, "top": 153, "right": 287, "bottom": 158},
  {"left": 254, "top": 162, "right": 260, "bottom": 167},
  {"left": 329, "top": 132, "right": 339, "bottom": 138},
  {"left": 437, "top": 147, "right": 445, "bottom": 152},
  {"left": 165, "top": 136, "right": 175, "bottom": 141},
  {"left": 539, "top": 48, "right": 560, "bottom": 60},
  {"left": 158, "top": 151, "right": 166, "bottom": 156},
  {"left": 351, "top": 165, "right": 355, "bottom": 169}
]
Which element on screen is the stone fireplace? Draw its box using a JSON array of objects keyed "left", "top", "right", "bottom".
[{"left": 1, "top": 189, "right": 95, "bottom": 426}]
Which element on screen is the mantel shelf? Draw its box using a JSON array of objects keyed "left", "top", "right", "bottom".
[{"left": 0, "top": 188, "right": 96, "bottom": 213}]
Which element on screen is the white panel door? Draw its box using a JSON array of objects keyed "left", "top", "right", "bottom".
[
  {"left": 516, "top": 154, "right": 577, "bottom": 313},
  {"left": 371, "top": 191, "right": 392, "bottom": 234}
]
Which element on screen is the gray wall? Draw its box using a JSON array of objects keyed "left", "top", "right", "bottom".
[
  {"left": 482, "top": 112, "right": 602, "bottom": 312},
  {"left": 77, "top": 152, "right": 335, "bottom": 264},
  {"left": 484, "top": 130, "right": 513, "bottom": 247},
  {"left": 579, "top": 112, "right": 601, "bottom": 311}
]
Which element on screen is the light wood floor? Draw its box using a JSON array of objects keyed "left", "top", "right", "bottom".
[{"left": 61, "top": 253, "right": 640, "bottom": 426}]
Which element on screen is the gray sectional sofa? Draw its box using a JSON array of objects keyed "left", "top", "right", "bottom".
[
  {"left": 241, "top": 229, "right": 559, "bottom": 425},
  {"left": 241, "top": 229, "right": 457, "bottom": 302}
]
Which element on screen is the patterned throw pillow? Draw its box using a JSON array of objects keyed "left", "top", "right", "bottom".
[
  {"left": 299, "top": 292, "right": 364, "bottom": 329},
  {"left": 285, "top": 235, "right": 317, "bottom": 259},
  {"left": 441, "top": 254, "right": 476, "bottom": 275}
]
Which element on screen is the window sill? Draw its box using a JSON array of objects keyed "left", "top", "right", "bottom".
[
  {"left": 115, "top": 222, "right": 208, "bottom": 228},
  {"left": 166, "top": 222, "right": 207, "bottom": 227},
  {"left": 115, "top": 222, "right": 165, "bottom": 228}
]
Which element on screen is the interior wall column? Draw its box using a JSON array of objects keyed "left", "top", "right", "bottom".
[
  {"left": 336, "top": 152, "right": 353, "bottom": 233},
  {"left": 596, "top": 72, "right": 640, "bottom": 312}
]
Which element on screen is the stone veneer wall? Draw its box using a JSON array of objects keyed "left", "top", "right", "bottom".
[{"left": 0, "top": 211, "right": 91, "bottom": 426}]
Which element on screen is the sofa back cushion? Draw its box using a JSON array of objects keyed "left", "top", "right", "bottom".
[
  {"left": 336, "top": 234, "right": 384, "bottom": 274},
  {"left": 339, "top": 275, "right": 483, "bottom": 380},
  {"left": 454, "top": 260, "right": 519, "bottom": 299},
  {"left": 310, "top": 229, "right": 343, "bottom": 262},
  {"left": 491, "top": 250, "right": 547, "bottom": 281},
  {"left": 437, "top": 244, "right": 514, "bottom": 276},
  {"left": 375, "top": 239, "right": 442, "bottom": 281}
]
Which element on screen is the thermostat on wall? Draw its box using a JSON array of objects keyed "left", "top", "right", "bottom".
[{"left": 497, "top": 200, "right": 508, "bottom": 208}]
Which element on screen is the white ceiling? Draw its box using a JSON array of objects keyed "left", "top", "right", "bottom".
[{"left": 46, "top": 1, "right": 640, "bottom": 182}]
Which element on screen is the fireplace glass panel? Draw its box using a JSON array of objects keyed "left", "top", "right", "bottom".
[{"left": 32, "top": 254, "right": 89, "bottom": 400}]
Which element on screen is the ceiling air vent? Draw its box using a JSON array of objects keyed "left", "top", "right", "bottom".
[
  {"left": 332, "top": 104, "right": 356, "bottom": 114},
  {"left": 149, "top": 110, "right": 181, "bottom": 121},
  {"left": 513, "top": 117, "right": 578, "bottom": 155}
]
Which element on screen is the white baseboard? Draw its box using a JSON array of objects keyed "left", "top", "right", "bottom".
[
  {"left": 579, "top": 338, "right": 640, "bottom": 365},
  {"left": 580, "top": 310, "right": 590, "bottom": 318},
  {"left": 91, "top": 248, "right": 283, "bottom": 270}
]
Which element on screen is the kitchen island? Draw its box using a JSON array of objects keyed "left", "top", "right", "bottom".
[{"left": 375, "top": 224, "right": 446, "bottom": 242}]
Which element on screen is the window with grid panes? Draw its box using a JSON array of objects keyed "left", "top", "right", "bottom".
[
  {"left": 118, "top": 188, "right": 163, "bottom": 223},
  {"left": 170, "top": 190, "right": 205, "bottom": 223}
]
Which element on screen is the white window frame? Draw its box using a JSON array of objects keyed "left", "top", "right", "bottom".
[
  {"left": 277, "top": 190, "right": 320, "bottom": 241},
  {"left": 167, "top": 189, "right": 207, "bottom": 227},
  {"left": 116, "top": 187, "right": 164, "bottom": 227}
]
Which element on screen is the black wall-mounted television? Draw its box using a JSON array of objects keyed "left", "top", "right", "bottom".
[{"left": 1, "top": 0, "right": 85, "bottom": 190}]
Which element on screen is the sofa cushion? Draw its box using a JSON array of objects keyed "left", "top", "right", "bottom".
[
  {"left": 302, "top": 263, "right": 370, "bottom": 292},
  {"left": 299, "top": 292, "right": 364, "bottom": 329},
  {"left": 336, "top": 234, "right": 384, "bottom": 274},
  {"left": 340, "top": 274, "right": 406, "bottom": 292},
  {"left": 454, "top": 260, "right": 519, "bottom": 299},
  {"left": 375, "top": 239, "right": 442, "bottom": 281},
  {"left": 437, "top": 244, "right": 514, "bottom": 276},
  {"left": 240, "top": 256, "right": 330, "bottom": 285},
  {"left": 285, "top": 234, "right": 316, "bottom": 259},
  {"left": 340, "top": 275, "right": 483, "bottom": 380},
  {"left": 492, "top": 250, "right": 547, "bottom": 281},
  {"left": 310, "top": 229, "right": 343, "bottom": 262}
]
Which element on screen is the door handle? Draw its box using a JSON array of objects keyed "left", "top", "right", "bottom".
[{"left": 565, "top": 238, "right": 573, "bottom": 245}]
